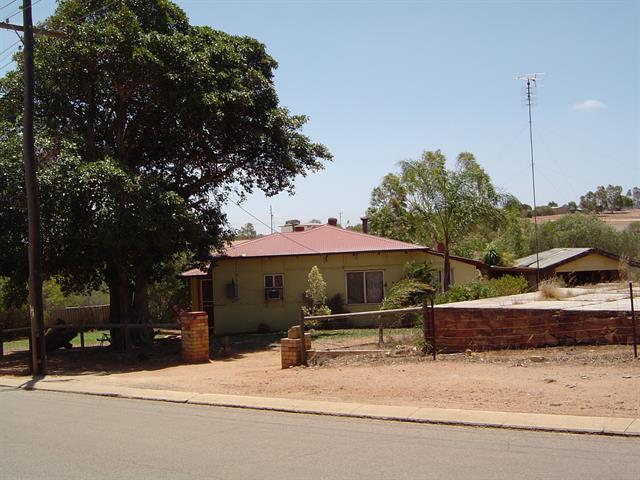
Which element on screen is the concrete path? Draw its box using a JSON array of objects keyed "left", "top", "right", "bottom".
[{"left": 1, "top": 375, "right": 638, "bottom": 437}]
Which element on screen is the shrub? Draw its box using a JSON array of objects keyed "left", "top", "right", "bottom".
[
  {"left": 256, "top": 323, "right": 271, "bottom": 334},
  {"left": 327, "top": 293, "right": 348, "bottom": 314},
  {"left": 489, "top": 275, "right": 530, "bottom": 296},
  {"left": 436, "top": 275, "right": 528, "bottom": 304},
  {"left": 380, "top": 278, "right": 432, "bottom": 328},
  {"left": 301, "top": 266, "right": 332, "bottom": 326},
  {"left": 381, "top": 278, "right": 432, "bottom": 310},
  {"left": 403, "top": 261, "right": 435, "bottom": 284}
]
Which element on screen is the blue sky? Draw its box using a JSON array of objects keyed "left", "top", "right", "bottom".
[{"left": 2, "top": 0, "right": 638, "bottom": 234}]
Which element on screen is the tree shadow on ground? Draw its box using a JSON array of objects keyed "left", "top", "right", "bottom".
[{"left": 0, "top": 332, "right": 285, "bottom": 376}]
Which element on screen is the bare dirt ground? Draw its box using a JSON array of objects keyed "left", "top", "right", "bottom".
[{"left": 2, "top": 334, "right": 638, "bottom": 418}]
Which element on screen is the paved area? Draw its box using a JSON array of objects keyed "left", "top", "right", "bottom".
[
  {"left": 1, "top": 377, "right": 638, "bottom": 436},
  {"left": 436, "top": 284, "right": 638, "bottom": 311},
  {"left": 1, "top": 389, "right": 638, "bottom": 480}
]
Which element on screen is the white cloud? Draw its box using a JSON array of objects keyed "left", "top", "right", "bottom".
[{"left": 572, "top": 99, "right": 607, "bottom": 111}]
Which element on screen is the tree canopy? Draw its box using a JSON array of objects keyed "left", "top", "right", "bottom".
[
  {"left": 236, "top": 223, "right": 258, "bottom": 240},
  {"left": 0, "top": 0, "right": 331, "bottom": 347},
  {"left": 368, "top": 150, "right": 501, "bottom": 289},
  {"left": 579, "top": 185, "right": 633, "bottom": 213}
]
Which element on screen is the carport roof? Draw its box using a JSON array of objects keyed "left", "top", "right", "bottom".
[
  {"left": 513, "top": 247, "right": 640, "bottom": 270},
  {"left": 514, "top": 248, "right": 593, "bottom": 269}
]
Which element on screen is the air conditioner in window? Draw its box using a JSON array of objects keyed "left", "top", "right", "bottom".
[{"left": 265, "top": 288, "right": 283, "bottom": 301}]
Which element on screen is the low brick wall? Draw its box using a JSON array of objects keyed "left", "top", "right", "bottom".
[
  {"left": 180, "top": 311, "right": 210, "bottom": 363},
  {"left": 434, "top": 307, "right": 635, "bottom": 353}
]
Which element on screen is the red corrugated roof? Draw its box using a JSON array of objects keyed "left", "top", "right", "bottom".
[{"left": 213, "top": 225, "right": 428, "bottom": 258}]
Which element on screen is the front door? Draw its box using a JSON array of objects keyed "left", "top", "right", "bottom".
[{"left": 200, "top": 278, "right": 214, "bottom": 331}]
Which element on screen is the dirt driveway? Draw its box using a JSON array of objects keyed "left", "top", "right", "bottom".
[
  {"left": 2, "top": 329, "right": 639, "bottom": 418},
  {"left": 9, "top": 340, "right": 632, "bottom": 419}
]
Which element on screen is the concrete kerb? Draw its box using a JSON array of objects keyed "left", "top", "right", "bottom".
[{"left": 0, "top": 378, "right": 639, "bottom": 437}]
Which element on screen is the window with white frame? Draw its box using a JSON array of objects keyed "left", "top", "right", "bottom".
[
  {"left": 264, "top": 274, "right": 284, "bottom": 300},
  {"left": 345, "top": 270, "right": 384, "bottom": 304}
]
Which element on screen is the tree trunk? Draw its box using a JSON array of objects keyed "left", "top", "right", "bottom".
[
  {"left": 131, "top": 264, "right": 154, "bottom": 347},
  {"left": 106, "top": 259, "right": 133, "bottom": 352},
  {"left": 106, "top": 265, "right": 125, "bottom": 351},
  {"left": 443, "top": 237, "right": 451, "bottom": 292}
]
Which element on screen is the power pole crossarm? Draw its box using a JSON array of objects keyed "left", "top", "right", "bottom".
[{"left": 0, "top": 21, "right": 65, "bottom": 38}]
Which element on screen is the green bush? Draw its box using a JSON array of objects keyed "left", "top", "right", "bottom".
[
  {"left": 489, "top": 275, "right": 530, "bottom": 296},
  {"left": 436, "top": 275, "right": 528, "bottom": 304},
  {"left": 380, "top": 278, "right": 432, "bottom": 328},
  {"left": 381, "top": 278, "right": 432, "bottom": 310},
  {"left": 326, "top": 293, "right": 348, "bottom": 314},
  {"left": 403, "top": 261, "right": 435, "bottom": 284}
]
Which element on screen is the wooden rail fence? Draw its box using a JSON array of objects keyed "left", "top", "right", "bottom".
[{"left": 300, "top": 298, "right": 436, "bottom": 365}]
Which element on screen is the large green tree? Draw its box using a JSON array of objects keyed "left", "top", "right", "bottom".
[
  {"left": 536, "top": 214, "right": 640, "bottom": 260},
  {"left": 367, "top": 173, "right": 415, "bottom": 242},
  {"left": 376, "top": 150, "right": 501, "bottom": 290},
  {"left": 0, "top": 0, "right": 331, "bottom": 348}
]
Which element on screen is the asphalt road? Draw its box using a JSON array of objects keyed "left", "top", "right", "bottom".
[{"left": 0, "top": 388, "right": 638, "bottom": 479}]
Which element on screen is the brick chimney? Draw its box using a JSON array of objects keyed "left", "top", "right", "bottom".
[
  {"left": 327, "top": 217, "right": 338, "bottom": 226},
  {"left": 360, "top": 217, "right": 369, "bottom": 234}
]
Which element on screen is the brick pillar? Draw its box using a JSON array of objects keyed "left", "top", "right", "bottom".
[
  {"left": 281, "top": 327, "right": 312, "bottom": 369},
  {"left": 180, "top": 311, "right": 210, "bottom": 363}
]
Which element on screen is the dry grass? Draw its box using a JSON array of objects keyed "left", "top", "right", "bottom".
[
  {"left": 618, "top": 254, "right": 630, "bottom": 282},
  {"left": 537, "top": 278, "right": 575, "bottom": 300}
]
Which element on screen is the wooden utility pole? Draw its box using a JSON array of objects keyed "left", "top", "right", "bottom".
[
  {"left": 24, "top": 0, "right": 46, "bottom": 375},
  {"left": 0, "top": 1, "right": 48, "bottom": 374}
]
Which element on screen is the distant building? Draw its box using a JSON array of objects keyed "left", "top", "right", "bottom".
[{"left": 490, "top": 248, "right": 640, "bottom": 286}]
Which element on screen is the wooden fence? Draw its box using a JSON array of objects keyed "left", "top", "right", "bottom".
[
  {"left": 0, "top": 322, "right": 180, "bottom": 358},
  {"left": 299, "top": 299, "right": 436, "bottom": 365}
]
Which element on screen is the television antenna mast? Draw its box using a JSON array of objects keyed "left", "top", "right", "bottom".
[{"left": 516, "top": 73, "right": 544, "bottom": 288}]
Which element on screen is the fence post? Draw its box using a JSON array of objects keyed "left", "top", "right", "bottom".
[
  {"left": 430, "top": 296, "right": 436, "bottom": 361},
  {"left": 377, "top": 314, "right": 384, "bottom": 347},
  {"left": 422, "top": 297, "right": 430, "bottom": 355},
  {"left": 630, "top": 282, "right": 637, "bottom": 359},
  {"left": 0, "top": 327, "right": 4, "bottom": 358},
  {"left": 80, "top": 329, "right": 85, "bottom": 351},
  {"left": 299, "top": 309, "right": 307, "bottom": 366}
]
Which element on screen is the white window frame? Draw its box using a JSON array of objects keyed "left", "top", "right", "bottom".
[
  {"left": 264, "top": 274, "right": 284, "bottom": 301},
  {"left": 345, "top": 270, "right": 384, "bottom": 305}
]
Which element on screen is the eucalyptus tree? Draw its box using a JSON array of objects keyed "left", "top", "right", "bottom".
[
  {"left": 398, "top": 150, "right": 501, "bottom": 289},
  {"left": 367, "top": 173, "right": 416, "bottom": 242},
  {"left": 0, "top": 0, "right": 331, "bottom": 347}
]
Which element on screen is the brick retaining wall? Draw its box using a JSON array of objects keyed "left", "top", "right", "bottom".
[{"left": 434, "top": 308, "right": 635, "bottom": 352}]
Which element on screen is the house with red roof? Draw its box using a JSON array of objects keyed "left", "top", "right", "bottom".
[{"left": 183, "top": 219, "right": 484, "bottom": 334}]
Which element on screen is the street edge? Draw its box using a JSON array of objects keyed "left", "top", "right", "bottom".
[{"left": 1, "top": 380, "right": 638, "bottom": 438}]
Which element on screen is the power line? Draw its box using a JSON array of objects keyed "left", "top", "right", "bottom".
[
  {"left": 0, "top": 57, "right": 15, "bottom": 69},
  {"left": 230, "top": 197, "right": 325, "bottom": 256},
  {"left": 3, "top": 0, "right": 44, "bottom": 22},
  {"left": 0, "top": 0, "right": 19, "bottom": 12},
  {"left": 0, "top": 38, "right": 21, "bottom": 57}
]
